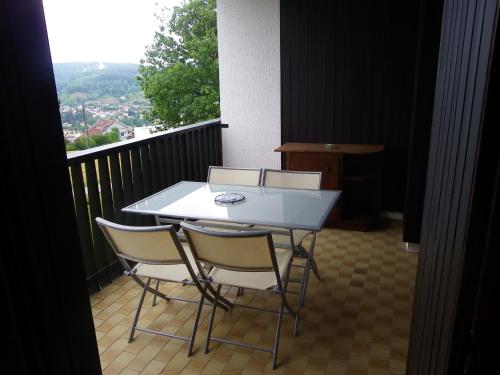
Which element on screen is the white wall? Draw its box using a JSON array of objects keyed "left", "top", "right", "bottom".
[{"left": 217, "top": 0, "right": 281, "bottom": 169}]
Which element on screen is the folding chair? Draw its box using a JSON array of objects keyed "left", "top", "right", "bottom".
[
  {"left": 260, "top": 169, "right": 322, "bottom": 307},
  {"left": 95, "top": 217, "right": 233, "bottom": 356},
  {"left": 196, "top": 165, "right": 262, "bottom": 229},
  {"left": 152, "top": 167, "right": 263, "bottom": 301},
  {"left": 207, "top": 165, "right": 262, "bottom": 186},
  {"left": 181, "top": 222, "right": 298, "bottom": 370}
]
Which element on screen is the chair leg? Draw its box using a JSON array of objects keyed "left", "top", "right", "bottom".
[
  {"left": 152, "top": 280, "right": 160, "bottom": 306},
  {"left": 296, "top": 243, "right": 321, "bottom": 281},
  {"left": 282, "top": 261, "right": 300, "bottom": 336},
  {"left": 206, "top": 283, "right": 233, "bottom": 309},
  {"left": 282, "top": 262, "right": 295, "bottom": 315},
  {"left": 271, "top": 262, "right": 294, "bottom": 370},
  {"left": 294, "top": 251, "right": 307, "bottom": 335},
  {"left": 205, "top": 284, "right": 221, "bottom": 354},
  {"left": 129, "top": 278, "right": 151, "bottom": 343},
  {"left": 310, "top": 257, "right": 321, "bottom": 281},
  {"left": 272, "top": 298, "right": 285, "bottom": 370},
  {"left": 299, "top": 233, "right": 317, "bottom": 307},
  {"left": 132, "top": 275, "right": 170, "bottom": 302},
  {"left": 187, "top": 281, "right": 209, "bottom": 356},
  {"left": 300, "top": 261, "right": 311, "bottom": 308},
  {"left": 293, "top": 287, "right": 303, "bottom": 336}
]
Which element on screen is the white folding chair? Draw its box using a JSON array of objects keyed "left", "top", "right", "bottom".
[
  {"left": 96, "top": 217, "right": 233, "bottom": 356},
  {"left": 207, "top": 165, "right": 262, "bottom": 186},
  {"left": 181, "top": 222, "right": 298, "bottom": 370},
  {"left": 195, "top": 166, "right": 262, "bottom": 231},
  {"left": 153, "top": 167, "right": 263, "bottom": 301},
  {"left": 260, "top": 169, "right": 322, "bottom": 306},
  {"left": 262, "top": 169, "right": 322, "bottom": 191}
]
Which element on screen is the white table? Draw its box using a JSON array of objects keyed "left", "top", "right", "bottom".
[
  {"left": 123, "top": 181, "right": 340, "bottom": 230},
  {"left": 123, "top": 181, "right": 341, "bottom": 305}
]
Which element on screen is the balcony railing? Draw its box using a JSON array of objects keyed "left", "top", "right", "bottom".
[{"left": 67, "top": 119, "right": 223, "bottom": 292}]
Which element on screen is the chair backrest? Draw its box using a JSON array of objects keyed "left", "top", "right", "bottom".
[
  {"left": 261, "top": 169, "right": 322, "bottom": 190},
  {"left": 181, "top": 222, "right": 276, "bottom": 272},
  {"left": 96, "top": 217, "right": 184, "bottom": 265},
  {"left": 207, "top": 166, "right": 262, "bottom": 186}
]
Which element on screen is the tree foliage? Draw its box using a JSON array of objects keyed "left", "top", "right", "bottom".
[
  {"left": 66, "top": 128, "right": 120, "bottom": 151},
  {"left": 54, "top": 63, "right": 141, "bottom": 105},
  {"left": 138, "top": 0, "right": 220, "bottom": 127}
]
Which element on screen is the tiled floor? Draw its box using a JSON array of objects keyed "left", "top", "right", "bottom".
[{"left": 91, "top": 221, "right": 418, "bottom": 374}]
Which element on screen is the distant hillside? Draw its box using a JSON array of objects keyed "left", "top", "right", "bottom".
[{"left": 53, "top": 62, "right": 142, "bottom": 105}]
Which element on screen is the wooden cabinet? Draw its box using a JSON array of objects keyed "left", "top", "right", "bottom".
[{"left": 275, "top": 143, "right": 384, "bottom": 231}]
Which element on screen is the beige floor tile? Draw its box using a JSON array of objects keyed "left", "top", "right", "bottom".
[{"left": 90, "top": 222, "right": 416, "bottom": 374}]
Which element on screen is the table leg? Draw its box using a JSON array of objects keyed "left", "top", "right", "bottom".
[{"left": 299, "top": 232, "right": 317, "bottom": 307}]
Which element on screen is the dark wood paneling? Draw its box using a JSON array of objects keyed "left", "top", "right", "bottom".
[
  {"left": 281, "top": 0, "right": 420, "bottom": 211},
  {"left": 403, "top": 0, "right": 444, "bottom": 243},
  {"left": 451, "top": 9, "right": 500, "bottom": 372},
  {"left": 120, "top": 150, "right": 134, "bottom": 224},
  {"left": 85, "top": 159, "right": 109, "bottom": 285},
  {"left": 70, "top": 163, "right": 99, "bottom": 282},
  {"left": 149, "top": 142, "right": 161, "bottom": 192},
  {"left": 0, "top": 0, "right": 101, "bottom": 372},
  {"left": 406, "top": 1, "right": 499, "bottom": 374},
  {"left": 109, "top": 154, "right": 125, "bottom": 222}
]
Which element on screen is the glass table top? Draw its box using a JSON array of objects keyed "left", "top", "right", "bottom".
[{"left": 122, "top": 181, "right": 341, "bottom": 231}]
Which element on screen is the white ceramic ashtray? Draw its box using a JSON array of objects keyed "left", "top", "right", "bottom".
[{"left": 214, "top": 193, "right": 245, "bottom": 204}]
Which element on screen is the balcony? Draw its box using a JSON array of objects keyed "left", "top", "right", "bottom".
[
  {"left": 66, "top": 119, "right": 417, "bottom": 373},
  {"left": 6, "top": 0, "right": 499, "bottom": 373}
]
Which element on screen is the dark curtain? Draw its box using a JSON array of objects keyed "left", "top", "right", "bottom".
[{"left": 0, "top": 0, "right": 101, "bottom": 373}]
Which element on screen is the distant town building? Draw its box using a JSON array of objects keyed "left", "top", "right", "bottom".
[
  {"left": 63, "top": 129, "right": 83, "bottom": 143},
  {"left": 86, "top": 119, "right": 134, "bottom": 141},
  {"left": 134, "top": 125, "right": 158, "bottom": 140}
]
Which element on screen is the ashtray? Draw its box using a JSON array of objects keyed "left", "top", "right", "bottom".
[{"left": 214, "top": 193, "right": 245, "bottom": 204}]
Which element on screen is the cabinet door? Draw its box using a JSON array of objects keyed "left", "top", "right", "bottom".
[
  {"left": 286, "top": 152, "right": 341, "bottom": 227},
  {"left": 287, "top": 152, "right": 341, "bottom": 190}
]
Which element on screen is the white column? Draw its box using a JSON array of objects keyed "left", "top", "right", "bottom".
[{"left": 217, "top": 0, "right": 281, "bottom": 169}]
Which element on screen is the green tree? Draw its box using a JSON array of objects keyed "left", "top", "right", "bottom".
[
  {"left": 66, "top": 128, "right": 120, "bottom": 151},
  {"left": 138, "top": 0, "right": 220, "bottom": 127}
]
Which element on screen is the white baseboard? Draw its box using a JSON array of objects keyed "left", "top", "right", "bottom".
[
  {"left": 405, "top": 242, "right": 420, "bottom": 253},
  {"left": 380, "top": 211, "right": 403, "bottom": 221}
]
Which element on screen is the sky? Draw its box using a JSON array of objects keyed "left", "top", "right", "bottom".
[{"left": 42, "top": 0, "right": 183, "bottom": 64}]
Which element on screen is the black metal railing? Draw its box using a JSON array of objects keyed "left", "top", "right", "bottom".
[{"left": 67, "top": 119, "right": 223, "bottom": 292}]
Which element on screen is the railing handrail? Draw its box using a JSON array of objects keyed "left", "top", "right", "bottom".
[{"left": 67, "top": 118, "right": 221, "bottom": 165}]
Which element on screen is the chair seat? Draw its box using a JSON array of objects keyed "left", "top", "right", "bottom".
[
  {"left": 135, "top": 245, "right": 198, "bottom": 283},
  {"left": 207, "top": 248, "right": 293, "bottom": 290}
]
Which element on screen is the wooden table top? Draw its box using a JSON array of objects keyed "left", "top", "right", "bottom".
[{"left": 275, "top": 143, "right": 385, "bottom": 154}]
